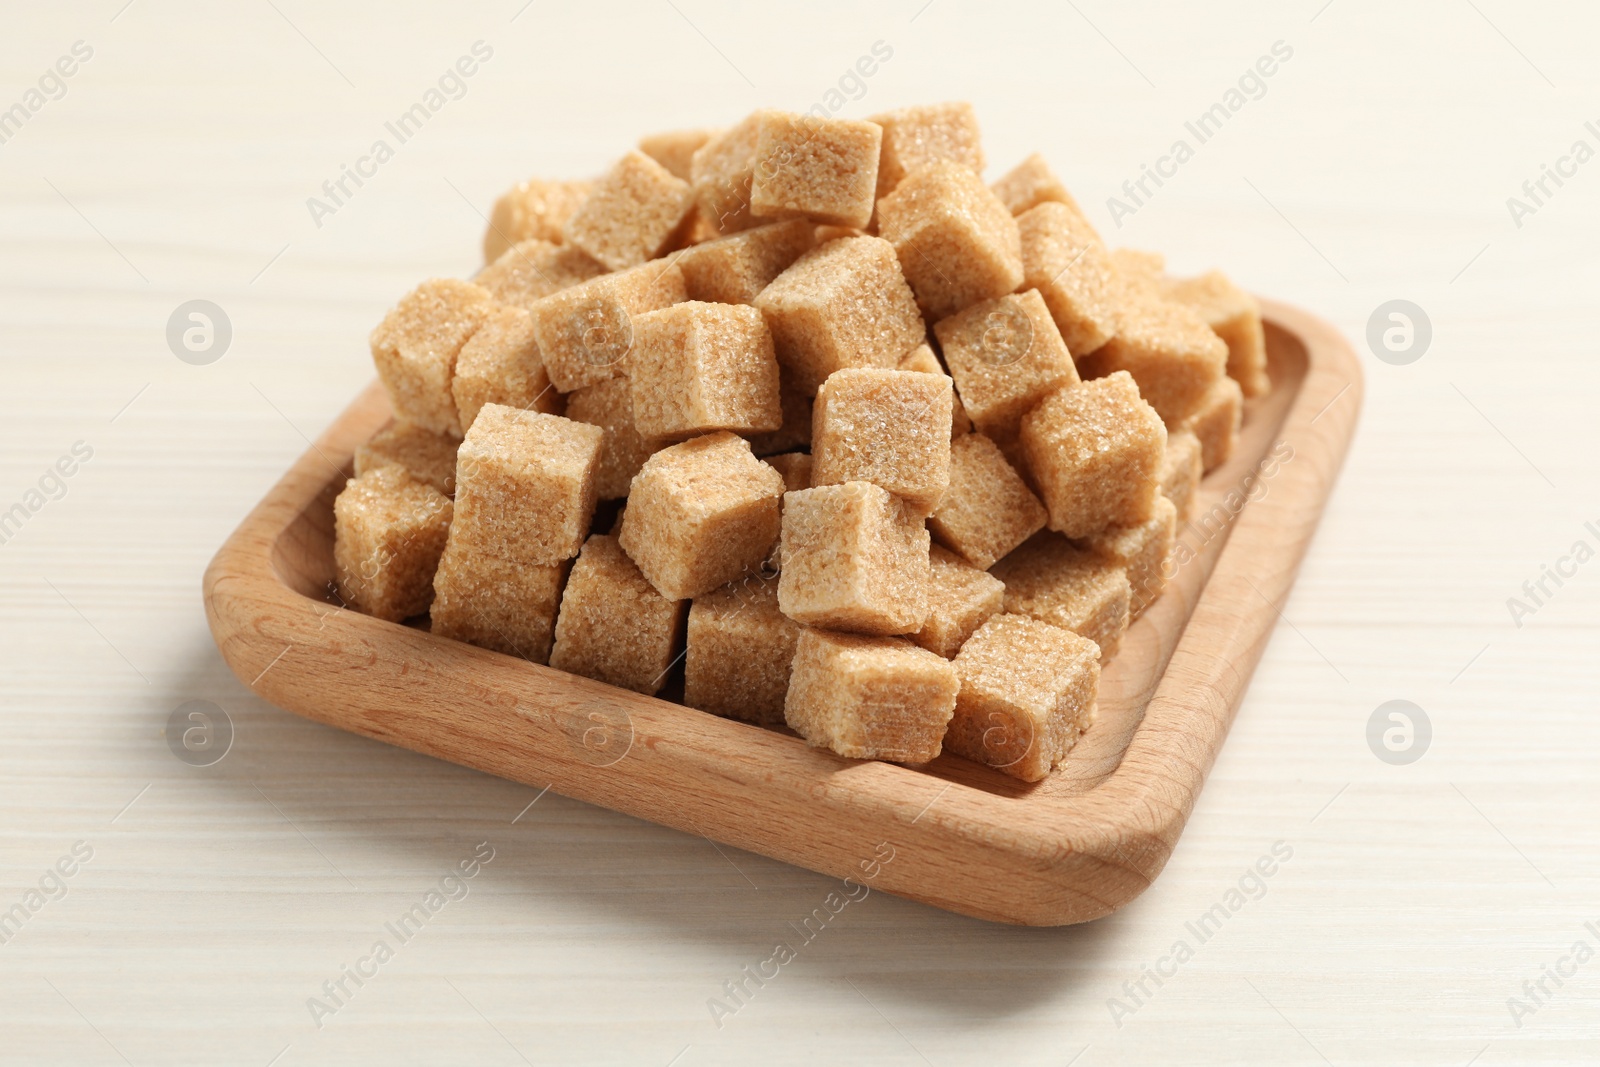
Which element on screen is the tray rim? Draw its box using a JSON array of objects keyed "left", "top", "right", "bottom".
[{"left": 202, "top": 297, "right": 1363, "bottom": 926}]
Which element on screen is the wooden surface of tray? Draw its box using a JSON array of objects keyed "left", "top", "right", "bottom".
[{"left": 202, "top": 298, "right": 1361, "bottom": 925}]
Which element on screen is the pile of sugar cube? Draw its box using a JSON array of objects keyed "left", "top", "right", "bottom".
[{"left": 332, "top": 102, "right": 1268, "bottom": 782}]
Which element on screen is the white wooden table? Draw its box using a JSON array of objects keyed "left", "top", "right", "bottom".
[{"left": 3, "top": 1, "right": 1597, "bottom": 1063}]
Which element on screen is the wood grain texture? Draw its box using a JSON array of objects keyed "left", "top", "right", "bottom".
[
  {"left": 16, "top": 5, "right": 1598, "bottom": 1060},
  {"left": 203, "top": 301, "right": 1361, "bottom": 926}
]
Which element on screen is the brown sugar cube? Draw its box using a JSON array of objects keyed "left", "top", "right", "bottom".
[
  {"left": 1160, "top": 429, "right": 1204, "bottom": 521},
  {"left": 563, "top": 150, "right": 695, "bottom": 271},
  {"left": 639, "top": 127, "right": 720, "bottom": 180},
  {"left": 764, "top": 451, "right": 813, "bottom": 493},
  {"left": 944, "top": 613, "right": 1098, "bottom": 782},
  {"left": 527, "top": 258, "right": 687, "bottom": 392},
  {"left": 333, "top": 466, "right": 453, "bottom": 622},
  {"left": 749, "top": 110, "right": 882, "bottom": 229},
  {"left": 691, "top": 112, "right": 763, "bottom": 235},
  {"left": 899, "top": 342, "right": 972, "bottom": 438},
  {"left": 629, "top": 301, "right": 783, "bottom": 440},
  {"left": 430, "top": 538, "right": 567, "bottom": 663},
  {"left": 684, "top": 573, "right": 799, "bottom": 725},
  {"left": 370, "top": 278, "right": 498, "bottom": 436},
  {"left": 681, "top": 209, "right": 722, "bottom": 245},
  {"left": 452, "top": 306, "right": 562, "bottom": 434},
  {"left": 1021, "top": 372, "right": 1166, "bottom": 539},
  {"left": 928, "top": 433, "right": 1048, "bottom": 571},
  {"left": 355, "top": 422, "right": 459, "bottom": 497},
  {"left": 1079, "top": 495, "right": 1176, "bottom": 619},
  {"left": 910, "top": 545, "right": 1005, "bottom": 659},
  {"left": 934, "top": 288, "right": 1079, "bottom": 442},
  {"left": 1178, "top": 375, "right": 1243, "bottom": 472},
  {"left": 1017, "top": 202, "right": 1123, "bottom": 356},
  {"left": 618, "top": 432, "right": 785, "bottom": 600},
  {"left": 1112, "top": 247, "right": 1166, "bottom": 296},
  {"left": 1079, "top": 296, "right": 1227, "bottom": 425},
  {"left": 991, "top": 533, "right": 1131, "bottom": 662},
  {"left": 1162, "top": 270, "right": 1270, "bottom": 397},
  {"left": 990, "top": 153, "right": 1085, "bottom": 218},
  {"left": 752, "top": 235, "right": 926, "bottom": 394},
  {"left": 983, "top": 422, "right": 1031, "bottom": 486},
  {"left": 897, "top": 342, "right": 941, "bottom": 376},
  {"left": 783, "top": 628, "right": 959, "bottom": 763},
  {"left": 549, "top": 534, "right": 686, "bottom": 695},
  {"left": 811, "top": 368, "right": 951, "bottom": 513},
  {"left": 450, "top": 404, "right": 603, "bottom": 564},
  {"left": 762, "top": 451, "right": 813, "bottom": 571},
  {"left": 868, "top": 101, "right": 985, "bottom": 202},
  {"left": 564, "top": 377, "right": 663, "bottom": 500},
  {"left": 676, "top": 219, "right": 816, "bottom": 306},
  {"left": 777, "top": 481, "right": 931, "bottom": 635},
  {"left": 484, "top": 178, "right": 592, "bottom": 262},
  {"left": 814, "top": 224, "right": 866, "bottom": 243},
  {"left": 747, "top": 377, "right": 814, "bottom": 455},
  {"left": 876, "top": 161, "right": 1023, "bottom": 322},
  {"left": 475, "top": 239, "right": 607, "bottom": 310}
]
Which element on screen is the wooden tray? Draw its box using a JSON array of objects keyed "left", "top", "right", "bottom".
[{"left": 203, "top": 298, "right": 1361, "bottom": 926}]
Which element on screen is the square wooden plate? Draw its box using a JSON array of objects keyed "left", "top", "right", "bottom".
[{"left": 203, "top": 298, "right": 1361, "bottom": 925}]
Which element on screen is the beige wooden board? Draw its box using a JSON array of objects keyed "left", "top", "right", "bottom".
[{"left": 3, "top": 1, "right": 1599, "bottom": 1064}]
